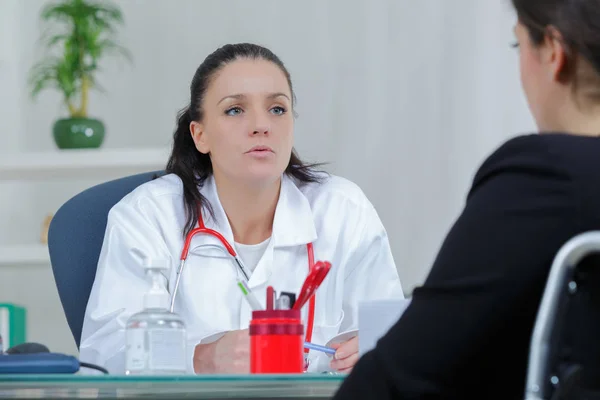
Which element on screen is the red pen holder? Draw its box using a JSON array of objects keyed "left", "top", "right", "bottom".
[{"left": 249, "top": 309, "right": 304, "bottom": 374}]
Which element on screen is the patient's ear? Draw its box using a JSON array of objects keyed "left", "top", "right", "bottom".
[
  {"left": 190, "top": 121, "right": 210, "bottom": 154},
  {"left": 544, "top": 26, "right": 569, "bottom": 83}
]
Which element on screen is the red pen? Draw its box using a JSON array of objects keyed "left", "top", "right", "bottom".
[
  {"left": 293, "top": 261, "right": 332, "bottom": 310},
  {"left": 294, "top": 263, "right": 325, "bottom": 311},
  {"left": 266, "top": 286, "right": 275, "bottom": 310}
]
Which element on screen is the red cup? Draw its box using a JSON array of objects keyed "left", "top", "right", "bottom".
[{"left": 249, "top": 309, "right": 304, "bottom": 374}]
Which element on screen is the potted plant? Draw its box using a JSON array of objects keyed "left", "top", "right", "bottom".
[{"left": 28, "top": 0, "right": 131, "bottom": 149}]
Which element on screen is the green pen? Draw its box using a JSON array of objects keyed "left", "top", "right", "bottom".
[{"left": 237, "top": 279, "right": 262, "bottom": 311}]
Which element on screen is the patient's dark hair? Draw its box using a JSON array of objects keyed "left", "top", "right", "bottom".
[
  {"left": 511, "top": 0, "right": 600, "bottom": 100},
  {"left": 165, "top": 43, "right": 323, "bottom": 237}
]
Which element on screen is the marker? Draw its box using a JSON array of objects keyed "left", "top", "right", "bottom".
[
  {"left": 304, "top": 342, "right": 336, "bottom": 355},
  {"left": 237, "top": 280, "right": 262, "bottom": 311},
  {"left": 267, "top": 286, "right": 275, "bottom": 310},
  {"left": 277, "top": 292, "right": 296, "bottom": 310}
]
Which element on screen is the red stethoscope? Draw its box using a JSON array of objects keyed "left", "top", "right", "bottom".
[{"left": 169, "top": 207, "right": 317, "bottom": 354}]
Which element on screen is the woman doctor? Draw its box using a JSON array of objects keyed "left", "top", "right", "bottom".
[{"left": 79, "top": 43, "right": 404, "bottom": 374}]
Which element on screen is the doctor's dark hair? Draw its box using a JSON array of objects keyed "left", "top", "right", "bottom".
[
  {"left": 165, "top": 43, "right": 324, "bottom": 237},
  {"left": 511, "top": 0, "right": 600, "bottom": 100}
]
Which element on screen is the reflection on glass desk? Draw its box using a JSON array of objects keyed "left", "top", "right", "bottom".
[{"left": 0, "top": 374, "right": 345, "bottom": 399}]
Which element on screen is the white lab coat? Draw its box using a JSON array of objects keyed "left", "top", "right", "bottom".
[{"left": 80, "top": 173, "right": 404, "bottom": 374}]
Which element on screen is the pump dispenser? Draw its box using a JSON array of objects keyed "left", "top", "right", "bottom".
[{"left": 125, "top": 258, "right": 187, "bottom": 375}]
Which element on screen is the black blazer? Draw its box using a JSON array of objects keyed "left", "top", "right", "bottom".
[{"left": 334, "top": 133, "right": 600, "bottom": 399}]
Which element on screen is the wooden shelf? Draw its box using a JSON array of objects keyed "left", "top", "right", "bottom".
[
  {"left": 0, "top": 244, "right": 50, "bottom": 266},
  {"left": 0, "top": 147, "right": 170, "bottom": 181}
]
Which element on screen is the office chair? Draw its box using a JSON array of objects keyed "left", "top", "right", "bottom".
[
  {"left": 525, "top": 231, "right": 600, "bottom": 400},
  {"left": 47, "top": 171, "right": 163, "bottom": 348}
]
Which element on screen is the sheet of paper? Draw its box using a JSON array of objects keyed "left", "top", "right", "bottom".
[
  {"left": 325, "top": 329, "right": 359, "bottom": 348},
  {"left": 358, "top": 298, "right": 412, "bottom": 356}
]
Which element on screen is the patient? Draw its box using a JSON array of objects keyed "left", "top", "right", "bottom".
[{"left": 334, "top": 0, "right": 600, "bottom": 398}]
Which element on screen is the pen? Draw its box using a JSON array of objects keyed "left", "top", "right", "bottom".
[
  {"left": 294, "top": 261, "right": 332, "bottom": 311},
  {"left": 267, "top": 286, "right": 274, "bottom": 310},
  {"left": 237, "top": 280, "right": 262, "bottom": 311},
  {"left": 304, "top": 342, "right": 336, "bottom": 355}
]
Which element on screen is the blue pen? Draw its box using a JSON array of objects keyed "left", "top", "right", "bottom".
[{"left": 304, "top": 342, "right": 336, "bottom": 355}]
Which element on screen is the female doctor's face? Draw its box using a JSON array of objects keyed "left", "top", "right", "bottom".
[{"left": 190, "top": 58, "right": 294, "bottom": 187}]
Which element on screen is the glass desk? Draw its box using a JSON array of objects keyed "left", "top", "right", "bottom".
[{"left": 0, "top": 374, "right": 345, "bottom": 399}]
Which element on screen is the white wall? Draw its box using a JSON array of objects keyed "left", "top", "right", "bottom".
[
  {"left": 0, "top": 0, "right": 21, "bottom": 152},
  {"left": 0, "top": 0, "right": 536, "bottom": 356}
]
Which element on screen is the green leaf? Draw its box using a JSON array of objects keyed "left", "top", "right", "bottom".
[
  {"left": 43, "top": 34, "right": 70, "bottom": 48},
  {"left": 28, "top": 58, "right": 60, "bottom": 98},
  {"left": 87, "top": 74, "right": 106, "bottom": 93},
  {"left": 96, "top": 39, "right": 133, "bottom": 63},
  {"left": 29, "top": 70, "right": 58, "bottom": 99}
]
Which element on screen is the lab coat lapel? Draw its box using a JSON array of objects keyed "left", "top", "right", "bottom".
[
  {"left": 247, "top": 174, "right": 318, "bottom": 289},
  {"left": 272, "top": 175, "right": 318, "bottom": 248},
  {"left": 186, "top": 176, "right": 236, "bottom": 265},
  {"left": 197, "top": 176, "right": 235, "bottom": 244},
  {"left": 194, "top": 174, "right": 318, "bottom": 289}
]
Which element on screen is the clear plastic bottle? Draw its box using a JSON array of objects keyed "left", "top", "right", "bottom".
[{"left": 125, "top": 259, "right": 187, "bottom": 375}]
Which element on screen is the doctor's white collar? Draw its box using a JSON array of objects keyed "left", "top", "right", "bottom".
[{"left": 197, "top": 174, "right": 319, "bottom": 249}]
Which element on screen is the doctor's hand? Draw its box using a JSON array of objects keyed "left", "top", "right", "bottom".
[
  {"left": 193, "top": 329, "right": 250, "bottom": 374},
  {"left": 329, "top": 336, "right": 359, "bottom": 373}
]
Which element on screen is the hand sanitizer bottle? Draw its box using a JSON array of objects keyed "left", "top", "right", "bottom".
[{"left": 125, "top": 259, "right": 187, "bottom": 375}]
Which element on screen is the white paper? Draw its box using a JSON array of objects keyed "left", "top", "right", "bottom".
[
  {"left": 358, "top": 298, "right": 412, "bottom": 356},
  {"left": 325, "top": 329, "right": 359, "bottom": 348}
]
